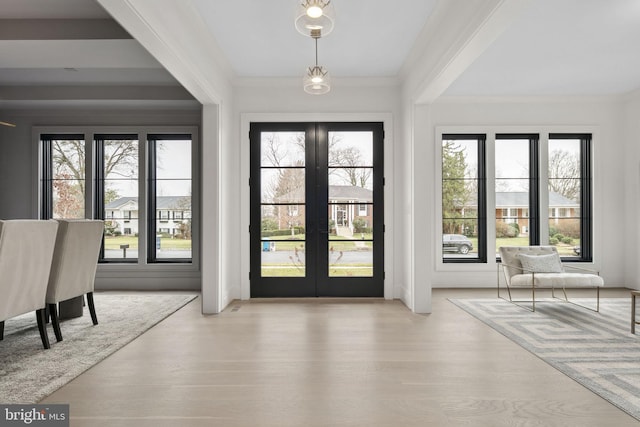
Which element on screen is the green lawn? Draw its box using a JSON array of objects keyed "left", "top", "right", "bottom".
[
  {"left": 104, "top": 235, "right": 191, "bottom": 251},
  {"left": 458, "top": 237, "right": 579, "bottom": 256},
  {"left": 262, "top": 233, "right": 374, "bottom": 252},
  {"left": 261, "top": 265, "right": 373, "bottom": 277}
]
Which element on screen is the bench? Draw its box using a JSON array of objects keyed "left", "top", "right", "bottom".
[{"left": 498, "top": 246, "right": 604, "bottom": 312}]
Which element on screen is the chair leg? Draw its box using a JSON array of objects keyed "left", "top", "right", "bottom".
[
  {"left": 49, "top": 303, "right": 63, "bottom": 342},
  {"left": 0, "top": 321, "right": 4, "bottom": 340},
  {"left": 87, "top": 292, "right": 98, "bottom": 325},
  {"left": 36, "top": 309, "right": 50, "bottom": 349}
]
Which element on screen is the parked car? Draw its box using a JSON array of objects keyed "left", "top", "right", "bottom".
[{"left": 442, "top": 234, "right": 473, "bottom": 254}]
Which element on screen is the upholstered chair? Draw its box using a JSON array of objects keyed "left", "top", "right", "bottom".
[
  {"left": 0, "top": 219, "right": 59, "bottom": 349},
  {"left": 46, "top": 219, "right": 104, "bottom": 342}
]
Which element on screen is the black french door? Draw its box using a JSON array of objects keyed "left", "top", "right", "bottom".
[{"left": 250, "top": 122, "right": 384, "bottom": 297}]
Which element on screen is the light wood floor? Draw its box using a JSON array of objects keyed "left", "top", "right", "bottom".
[{"left": 42, "top": 288, "right": 639, "bottom": 426}]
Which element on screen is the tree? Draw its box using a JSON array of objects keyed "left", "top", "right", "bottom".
[
  {"left": 442, "top": 141, "right": 474, "bottom": 234},
  {"left": 52, "top": 173, "right": 84, "bottom": 218},
  {"left": 548, "top": 149, "right": 580, "bottom": 202},
  {"left": 51, "top": 139, "right": 138, "bottom": 218},
  {"left": 329, "top": 146, "right": 371, "bottom": 188}
]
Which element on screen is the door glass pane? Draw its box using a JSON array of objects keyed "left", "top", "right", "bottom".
[
  {"left": 261, "top": 169, "right": 305, "bottom": 203},
  {"left": 154, "top": 139, "right": 192, "bottom": 260},
  {"left": 261, "top": 131, "right": 306, "bottom": 277},
  {"left": 548, "top": 138, "right": 581, "bottom": 255},
  {"left": 261, "top": 132, "right": 305, "bottom": 167},
  {"left": 328, "top": 131, "right": 374, "bottom": 277},
  {"left": 328, "top": 203, "right": 374, "bottom": 240},
  {"left": 261, "top": 205, "right": 306, "bottom": 240},
  {"left": 328, "top": 245, "right": 372, "bottom": 277},
  {"left": 328, "top": 131, "right": 373, "bottom": 166},
  {"left": 262, "top": 241, "right": 305, "bottom": 277},
  {"left": 495, "top": 138, "right": 529, "bottom": 253},
  {"left": 51, "top": 139, "right": 85, "bottom": 218},
  {"left": 102, "top": 137, "right": 139, "bottom": 260}
]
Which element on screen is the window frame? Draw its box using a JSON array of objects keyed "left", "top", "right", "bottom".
[
  {"left": 147, "top": 133, "right": 194, "bottom": 264},
  {"left": 441, "top": 133, "right": 487, "bottom": 264},
  {"left": 494, "top": 133, "right": 540, "bottom": 255},
  {"left": 548, "top": 133, "right": 593, "bottom": 262},
  {"left": 95, "top": 133, "right": 139, "bottom": 264}
]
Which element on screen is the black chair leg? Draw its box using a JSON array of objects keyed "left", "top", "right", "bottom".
[
  {"left": 0, "top": 320, "right": 4, "bottom": 340},
  {"left": 87, "top": 292, "right": 98, "bottom": 325},
  {"left": 36, "top": 309, "right": 50, "bottom": 349},
  {"left": 49, "top": 303, "right": 63, "bottom": 342}
]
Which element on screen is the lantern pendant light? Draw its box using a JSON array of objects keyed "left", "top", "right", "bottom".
[{"left": 295, "top": 0, "right": 335, "bottom": 38}]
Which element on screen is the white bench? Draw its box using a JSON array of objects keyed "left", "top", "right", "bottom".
[{"left": 498, "top": 246, "right": 604, "bottom": 312}]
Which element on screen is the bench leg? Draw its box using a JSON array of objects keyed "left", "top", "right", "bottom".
[{"left": 633, "top": 292, "right": 637, "bottom": 334}]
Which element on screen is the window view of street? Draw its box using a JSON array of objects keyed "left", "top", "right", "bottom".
[
  {"left": 442, "top": 134, "right": 584, "bottom": 260},
  {"left": 45, "top": 133, "right": 193, "bottom": 262},
  {"left": 259, "top": 131, "right": 375, "bottom": 277}
]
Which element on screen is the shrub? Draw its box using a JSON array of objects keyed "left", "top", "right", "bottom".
[
  {"left": 261, "top": 218, "right": 278, "bottom": 231},
  {"left": 261, "top": 227, "right": 305, "bottom": 237},
  {"left": 562, "top": 236, "right": 573, "bottom": 245},
  {"left": 496, "top": 222, "right": 518, "bottom": 238},
  {"left": 352, "top": 217, "right": 368, "bottom": 233},
  {"left": 549, "top": 237, "right": 559, "bottom": 245},
  {"left": 553, "top": 233, "right": 565, "bottom": 242}
]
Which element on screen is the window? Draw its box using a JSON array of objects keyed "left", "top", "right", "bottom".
[
  {"left": 495, "top": 134, "right": 539, "bottom": 254},
  {"left": 359, "top": 204, "right": 368, "bottom": 215},
  {"left": 148, "top": 134, "right": 193, "bottom": 262},
  {"left": 439, "top": 130, "right": 592, "bottom": 264},
  {"left": 548, "top": 133, "right": 592, "bottom": 261},
  {"left": 96, "top": 134, "right": 139, "bottom": 261},
  {"left": 40, "top": 128, "right": 196, "bottom": 265},
  {"left": 41, "top": 134, "right": 86, "bottom": 219},
  {"left": 441, "top": 134, "right": 486, "bottom": 262}
]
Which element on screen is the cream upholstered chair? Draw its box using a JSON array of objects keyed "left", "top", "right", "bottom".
[
  {"left": 498, "top": 246, "right": 604, "bottom": 312},
  {"left": 0, "top": 219, "right": 59, "bottom": 349},
  {"left": 46, "top": 219, "right": 104, "bottom": 342}
]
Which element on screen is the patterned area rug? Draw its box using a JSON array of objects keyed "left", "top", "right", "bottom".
[
  {"left": 450, "top": 298, "right": 640, "bottom": 421},
  {"left": 0, "top": 293, "right": 197, "bottom": 404}
]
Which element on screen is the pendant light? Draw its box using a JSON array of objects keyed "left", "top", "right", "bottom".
[
  {"left": 303, "top": 32, "right": 330, "bottom": 95},
  {"left": 295, "top": 0, "right": 335, "bottom": 38}
]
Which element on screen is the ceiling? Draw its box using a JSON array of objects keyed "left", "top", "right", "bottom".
[{"left": 1, "top": 0, "right": 640, "bottom": 104}]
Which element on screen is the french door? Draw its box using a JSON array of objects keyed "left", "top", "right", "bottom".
[{"left": 249, "top": 122, "right": 384, "bottom": 297}]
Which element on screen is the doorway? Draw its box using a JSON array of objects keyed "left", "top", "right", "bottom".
[{"left": 249, "top": 122, "right": 384, "bottom": 297}]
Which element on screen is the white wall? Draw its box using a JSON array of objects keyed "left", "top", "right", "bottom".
[
  {"left": 421, "top": 97, "right": 627, "bottom": 288},
  {"left": 231, "top": 82, "right": 403, "bottom": 302}
]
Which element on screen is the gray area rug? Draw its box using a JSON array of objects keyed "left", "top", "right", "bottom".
[
  {"left": 0, "top": 293, "right": 197, "bottom": 404},
  {"left": 450, "top": 297, "right": 640, "bottom": 421}
]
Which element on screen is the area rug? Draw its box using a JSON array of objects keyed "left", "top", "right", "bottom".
[
  {"left": 450, "top": 297, "right": 640, "bottom": 421},
  {"left": 0, "top": 293, "right": 197, "bottom": 404}
]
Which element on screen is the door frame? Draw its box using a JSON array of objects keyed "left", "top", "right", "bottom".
[{"left": 240, "top": 113, "right": 394, "bottom": 300}]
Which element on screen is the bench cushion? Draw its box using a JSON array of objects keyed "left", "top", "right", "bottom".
[{"left": 510, "top": 272, "right": 604, "bottom": 288}]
